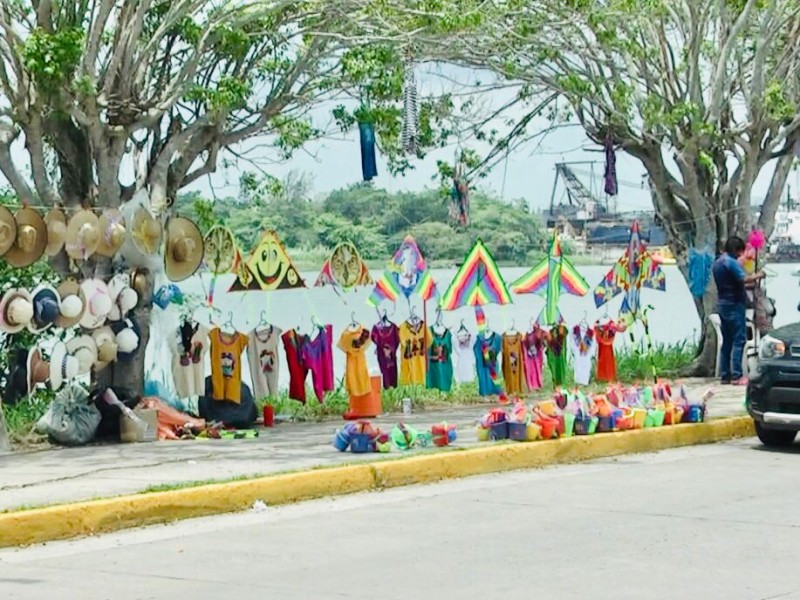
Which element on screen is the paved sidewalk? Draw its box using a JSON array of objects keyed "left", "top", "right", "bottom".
[{"left": 0, "top": 379, "right": 745, "bottom": 512}]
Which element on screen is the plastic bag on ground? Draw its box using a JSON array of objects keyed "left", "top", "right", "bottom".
[{"left": 36, "top": 384, "right": 101, "bottom": 446}]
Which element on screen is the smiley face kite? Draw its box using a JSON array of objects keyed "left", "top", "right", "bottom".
[{"left": 228, "top": 230, "right": 305, "bottom": 291}]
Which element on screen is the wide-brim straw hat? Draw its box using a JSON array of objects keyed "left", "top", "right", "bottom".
[
  {"left": 27, "top": 346, "right": 50, "bottom": 396},
  {"left": 0, "top": 205, "right": 16, "bottom": 256},
  {"left": 165, "top": 217, "right": 204, "bottom": 282},
  {"left": 92, "top": 325, "right": 118, "bottom": 368},
  {"left": 65, "top": 209, "right": 101, "bottom": 260},
  {"left": 50, "top": 341, "right": 79, "bottom": 391},
  {"left": 130, "top": 208, "right": 162, "bottom": 255},
  {"left": 28, "top": 283, "right": 61, "bottom": 333},
  {"left": 66, "top": 334, "right": 98, "bottom": 375},
  {"left": 55, "top": 279, "right": 86, "bottom": 329},
  {"left": 130, "top": 268, "right": 150, "bottom": 309},
  {"left": 203, "top": 225, "right": 236, "bottom": 274},
  {"left": 6, "top": 207, "right": 47, "bottom": 267},
  {"left": 44, "top": 207, "right": 67, "bottom": 256},
  {"left": 78, "top": 278, "right": 112, "bottom": 330},
  {"left": 0, "top": 288, "right": 34, "bottom": 334},
  {"left": 96, "top": 208, "right": 126, "bottom": 257}
]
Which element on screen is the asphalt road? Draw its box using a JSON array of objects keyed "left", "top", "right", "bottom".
[{"left": 2, "top": 437, "right": 800, "bottom": 600}]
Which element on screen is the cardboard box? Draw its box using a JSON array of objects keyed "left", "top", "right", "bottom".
[{"left": 120, "top": 408, "right": 158, "bottom": 443}]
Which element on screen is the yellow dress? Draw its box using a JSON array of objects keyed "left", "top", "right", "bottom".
[
  {"left": 209, "top": 328, "right": 249, "bottom": 403},
  {"left": 399, "top": 321, "right": 432, "bottom": 386},
  {"left": 337, "top": 326, "right": 372, "bottom": 396}
]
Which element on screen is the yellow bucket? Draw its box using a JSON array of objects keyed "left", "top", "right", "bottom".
[
  {"left": 632, "top": 408, "right": 647, "bottom": 429},
  {"left": 526, "top": 423, "right": 542, "bottom": 441}
]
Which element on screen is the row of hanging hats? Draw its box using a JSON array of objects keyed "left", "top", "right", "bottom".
[{"left": 0, "top": 205, "right": 204, "bottom": 282}]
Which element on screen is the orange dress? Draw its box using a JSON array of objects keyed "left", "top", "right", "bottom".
[{"left": 595, "top": 321, "right": 622, "bottom": 383}]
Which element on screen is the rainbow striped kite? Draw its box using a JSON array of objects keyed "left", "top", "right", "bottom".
[
  {"left": 367, "top": 235, "right": 438, "bottom": 306},
  {"left": 511, "top": 231, "right": 589, "bottom": 325},
  {"left": 440, "top": 239, "right": 512, "bottom": 310}
]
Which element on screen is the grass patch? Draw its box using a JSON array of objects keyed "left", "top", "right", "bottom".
[{"left": 2, "top": 392, "right": 51, "bottom": 448}]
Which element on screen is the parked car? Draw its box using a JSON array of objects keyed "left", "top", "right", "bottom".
[{"left": 746, "top": 322, "right": 800, "bottom": 447}]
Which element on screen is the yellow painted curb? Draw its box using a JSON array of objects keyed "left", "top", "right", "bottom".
[{"left": 0, "top": 417, "right": 754, "bottom": 548}]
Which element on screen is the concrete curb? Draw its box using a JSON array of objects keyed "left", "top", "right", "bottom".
[{"left": 0, "top": 417, "right": 754, "bottom": 548}]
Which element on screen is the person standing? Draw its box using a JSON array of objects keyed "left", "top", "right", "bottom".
[{"left": 712, "top": 236, "right": 765, "bottom": 385}]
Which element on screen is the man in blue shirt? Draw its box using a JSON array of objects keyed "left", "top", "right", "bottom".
[{"left": 712, "top": 236, "right": 765, "bottom": 384}]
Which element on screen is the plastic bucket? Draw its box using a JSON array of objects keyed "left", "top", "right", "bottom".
[
  {"left": 562, "top": 413, "right": 576, "bottom": 437},
  {"left": 574, "top": 416, "right": 592, "bottom": 435},
  {"left": 588, "top": 416, "right": 599, "bottom": 434},
  {"left": 597, "top": 415, "right": 615, "bottom": 433},
  {"left": 538, "top": 417, "right": 558, "bottom": 440},
  {"left": 538, "top": 400, "right": 558, "bottom": 417},
  {"left": 650, "top": 409, "right": 666, "bottom": 427},
  {"left": 376, "top": 441, "right": 391, "bottom": 453},
  {"left": 333, "top": 429, "right": 351, "bottom": 452},
  {"left": 683, "top": 405, "right": 705, "bottom": 423},
  {"left": 632, "top": 408, "right": 647, "bottom": 429},
  {"left": 490, "top": 422, "right": 509, "bottom": 440},
  {"left": 350, "top": 433, "right": 374, "bottom": 453},
  {"left": 431, "top": 423, "right": 450, "bottom": 447},
  {"left": 448, "top": 426, "right": 457, "bottom": 443},
  {"left": 525, "top": 423, "right": 542, "bottom": 441},
  {"left": 508, "top": 422, "right": 528, "bottom": 441},
  {"left": 476, "top": 426, "right": 491, "bottom": 442}
]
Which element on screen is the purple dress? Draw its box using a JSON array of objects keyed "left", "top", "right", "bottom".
[
  {"left": 302, "top": 327, "right": 332, "bottom": 403},
  {"left": 371, "top": 322, "right": 400, "bottom": 389}
]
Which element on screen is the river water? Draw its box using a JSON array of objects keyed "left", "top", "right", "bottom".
[{"left": 154, "top": 263, "right": 800, "bottom": 391}]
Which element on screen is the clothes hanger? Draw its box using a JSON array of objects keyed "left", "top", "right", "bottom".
[
  {"left": 458, "top": 318, "right": 468, "bottom": 334},
  {"left": 222, "top": 311, "right": 236, "bottom": 333},
  {"left": 349, "top": 311, "right": 360, "bottom": 331},
  {"left": 507, "top": 318, "right": 517, "bottom": 335}
]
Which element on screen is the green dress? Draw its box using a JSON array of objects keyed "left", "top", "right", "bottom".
[
  {"left": 546, "top": 324, "right": 568, "bottom": 386},
  {"left": 426, "top": 328, "right": 453, "bottom": 392}
]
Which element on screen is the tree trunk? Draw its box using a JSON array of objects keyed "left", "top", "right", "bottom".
[
  {"left": 111, "top": 305, "right": 151, "bottom": 395},
  {"left": 0, "top": 399, "right": 9, "bottom": 452}
]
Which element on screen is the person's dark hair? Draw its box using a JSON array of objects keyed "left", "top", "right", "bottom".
[{"left": 724, "top": 236, "right": 746, "bottom": 256}]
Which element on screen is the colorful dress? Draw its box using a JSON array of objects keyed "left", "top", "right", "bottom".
[
  {"left": 569, "top": 325, "right": 596, "bottom": 386},
  {"left": 453, "top": 330, "right": 475, "bottom": 383},
  {"left": 474, "top": 332, "right": 502, "bottom": 396},
  {"left": 426, "top": 328, "right": 453, "bottom": 392},
  {"left": 546, "top": 324, "right": 568, "bottom": 386},
  {"left": 502, "top": 332, "right": 527, "bottom": 395},
  {"left": 247, "top": 325, "right": 282, "bottom": 401},
  {"left": 371, "top": 322, "right": 400, "bottom": 389},
  {"left": 209, "top": 328, "right": 249, "bottom": 403},
  {"left": 595, "top": 320, "right": 622, "bottom": 382},
  {"left": 302, "top": 326, "right": 333, "bottom": 403},
  {"left": 173, "top": 323, "right": 209, "bottom": 399},
  {"left": 282, "top": 329, "right": 309, "bottom": 403},
  {"left": 522, "top": 326, "right": 548, "bottom": 390},
  {"left": 399, "top": 321, "right": 431, "bottom": 385},
  {"left": 337, "top": 326, "right": 372, "bottom": 396}
]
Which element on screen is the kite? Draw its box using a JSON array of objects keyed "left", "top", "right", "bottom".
[
  {"left": 511, "top": 231, "right": 589, "bottom": 325},
  {"left": 594, "top": 220, "right": 666, "bottom": 326},
  {"left": 440, "top": 239, "right": 512, "bottom": 310},
  {"left": 229, "top": 230, "right": 306, "bottom": 292},
  {"left": 315, "top": 241, "right": 373, "bottom": 289},
  {"left": 367, "top": 235, "right": 437, "bottom": 307}
]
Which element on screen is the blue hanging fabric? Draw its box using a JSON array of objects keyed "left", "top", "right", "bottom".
[
  {"left": 359, "top": 121, "right": 378, "bottom": 181},
  {"left": 688, "top": 246, "right": 714, "bottom": 297}
]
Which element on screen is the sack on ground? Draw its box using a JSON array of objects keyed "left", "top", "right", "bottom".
[{"left": 36, "top": 384, "right": 101, "bottom": 445}]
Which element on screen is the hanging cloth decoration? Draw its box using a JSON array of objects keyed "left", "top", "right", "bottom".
[
  {"left": 203, "top": 224, "right": 238, "bottom": 307},
  {"left": 315, "top": 241, "right": 373, "bottom": 290},
  {"left": 449, "top": 160, "right": 470, "bottom": 227},
  {"left": 400, "top": 55, "right": 419, "bottom": 156},
  {"left": 687, "top": 246, "right": 714, "bottom": 298},
  {"left": 229, "top": 230, "right": 306, "bottom": 292},
  {"left": 359, "top": 121, "right": 378, "bottom": 182},
  {"left": 368, "top": 235, "right": 437, "bottom": 307},
  {"left": 511, "top": 230, "right": 589, "bottom": 325},
  {"left": 604, "top": 133, "right": 618, "bottom": 196},
  {"left": 594, "top": 220, "right": 665, "bottom": 327}
]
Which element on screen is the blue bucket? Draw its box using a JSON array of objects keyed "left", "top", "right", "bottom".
[
  {"left": 448, "top": 427, "right": 457, "bottom": 443},
  {"left": 350, "top": 433, "right": 374, "bottom": 453},
  {"left": 683, "top": 405, "right": 705, "bottom": 423},
  {"left": 333, "top": 429, "right": 351, "bottom": 452},
  {"left": 490, "top": 422, "right": 509, "bottom": 440},
  {"left": 508, "top": 422, "right": 528, "bottom": 441}
]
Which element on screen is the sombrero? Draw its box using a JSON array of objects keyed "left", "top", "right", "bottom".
[
  {"left": 203, "top": 225, "right": 236, "bottom": 274},
  {"left": 78, "top": 278, "right": 112, "bottom": 330},
  {"left": 0, "top": 288, "right": 34, "bottom": 334},
  {"left": 130, "top": 268, "right": 150, "bottom": 309},
  {"left": 65, "top": 209, "right": 101, "bottom": 260},
  {"left": 55, "top": 279, "right": 86, "bottom": 329},
  {"left": 165, "top": 217, "right": 203, "bottom": 282},
  {"left": 6, "top": 207, "right": 47, "bottom": 267},
  {"left": 66, "top": 334, "right": 98, "bottom": 375},
  {"left": 92, "top": 326, "right": 118, "bottom": 369},
  {"left": 50, "top": 341, "right": 80, "bottom": 391},
  {"left": 44, "top": 207, "right": 67, "bottom": 256},
  {"left": 96, "top": 208, "right": 126, "bottom": 257},
  {"left": 130, "top": 207, "right": 162, "bottom": 255},
  {"left": 0, "top": 205, "right": 16, "bottom": 256},
  {"left": 28, "top": 284, "right": 61, "bottom": 333}
]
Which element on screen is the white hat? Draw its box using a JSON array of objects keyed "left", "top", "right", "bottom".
[
  {"left": 92, "top": 326, "right": 118, "bottom": 369},
  {"left": 50, "top": 342, "right": 80, "bottom": 391},
  {"left": 55, "top": 279, "right": 86, "bottom": 329},
  {"left": 66, "top": 335, "right": 98, "bottom": 375},
  {"left": 107, "top": 273, "right": 139, "bottom": 321},
  {"left": 79, "top": 278, "right": 112, "bottom": 330},
  {"left": 112, "top": 318, "right": 142, "bottom": 361},
  {"left": 0, "top": 288, "right": 34, "bottom": 334}
]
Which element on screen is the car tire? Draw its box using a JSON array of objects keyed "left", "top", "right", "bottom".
[{"left": 755, "top": 422, "right": 797, "bottom": 447}]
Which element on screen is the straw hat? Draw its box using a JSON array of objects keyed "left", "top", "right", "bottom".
[
  {"left": 55, "top": 279, "right": 86, "bottom": 329},
  {"left": 44, "top": 208, "right": 67, "bottom": 256},
  {"left": 78, "top": 278, "right": 112, "bottom": 330},
  {"left": 0, "top": 288, "right": 34, "bottom": 333},
  {"left": 50, "top": 341, "right": 80, "bottom": 391},
  {"left": 96, "top": 208, "right": 126, "bottom": 257},
  {"left": 65, "top": 209, "right": 101, "bottom": 260},
  {"left": 111, "top": 318, "right": 141, "bottom": 361},
  {"left": 27, "top": 347, "right": 50, "bottom": 396},
  {"left": 28, "top": 284, "right": 61, "bottom": 333},
  {"left": 203, "top": 225, "right": 236, "bottom": 274},
  {"left": 92, "top": 326, "right": 118, "bottom": 368},
  {"left": 130, "top": 268, "right": 150, "bottom": 308},
  {"left": 6, "top": 207, "right": 47, "bottom": 267},
  {"left": 130, "top": 207, "right": 162, "bottom": 255},
  {"left": 107, "top": 273, "right": 139, "bottom": 321},
  {"left": 66, "top": 334, "right": 98, "bottom": 375},
  {"left": 0, "top": 205, "right": 16, "bottom": 256},
  {"left": 165, "top": 217, "right": 203, "bottom": 282}
]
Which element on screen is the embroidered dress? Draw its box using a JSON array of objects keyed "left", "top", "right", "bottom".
[
  {"left": 453, "top": 330, "right": 475, "bottom": 384},
  {"left": 399, "top": 321, "right": 431, "bottom": 385},
  {"left": 595, "top": 321, "right": 622, "bottom": 382},
  {"left": 522, "top": 326, "right": 548, "bottom": 390},
  {"left": 371, "top": 322, "right": 400, "bottom": 389},
  {"left": 474, "top": 332, "right": 502, "bottom": 396},
  {"left": 502, "top": 333, "right": 527, "bottom": 395},
  {"left": 426, "top": 328, "right": 453, "bottom": 392},
  {"left": 569, "top": 325, "right": 596, "bottom": 386},
  {"left": 546, "top": 324, "right": 568, "bottom": 386},
  {"left": 282, "top": 329, "right": 309, "bottom": 403}
]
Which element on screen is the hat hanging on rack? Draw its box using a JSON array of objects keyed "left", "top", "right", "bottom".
[
  {"left": 165, "top": 217, "right": 204, "bottom": 282},
  {"left": 96, "top": 208, "right": 126, "bottom": 257},
  {"left": 28, "top": 284, "right": 61, "bottom": 333},
  {"left": 129, "top": 268, "right": 151, "bottom": 308},
  {"left": 130, "top": 207, "right": 162, "bottom": 255},
  {"left": 27, "top": 346, "right": 50, "bottom": 396},
  {"left": 65, "top": 209, "right": 101, "bottom": 260},
  {"left": 0, "top": 205, "right": 16, "bottom": 256},
  {"left": 111, "top": 317, "right": 141, "bottom": 361},
  {"left": 79, "top": 278, "right": 113, "bottom": 329},
  {"left": 6, "top": 207, "right": 47, "bottom": 267},
  {"left": 0, "top": 288, "right": 34, "bottom": 333},
  {"left": 66, "top": 334, "right": 98, "bottom": 375},
  {"left": 92, "top": 325, "right": 118, "bottom": 368},
  {"left": 49, "top": 341, "right": 80, "bottom": 391},
  {"left": 55, "top": 279, "right": 86, "bottom": 329},
  {"left": 44, "top": 207, "right": 67, "bottom": 256},
  {"left": 107, "top": 273, "right": 139, "bottom": 321}
]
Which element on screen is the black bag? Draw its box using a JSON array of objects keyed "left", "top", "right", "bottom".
[
  {"left": 90, "top": 386, "right": 140, "bottom": 440},
  {"left": 198, "top": 376, "right": 257, "bottom": 429}
]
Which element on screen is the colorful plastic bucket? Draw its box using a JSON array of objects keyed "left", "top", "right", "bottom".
[
  {"left": 597, "top": 415, "right": 616, "bottom": 433},
  {"left": 490, "top": 422, "right": 509, "bottom": 440},
  {"left": 588, "top": 416, "right": 599, "bottom": 434},
  {"left": 333, "top": 429, "right": 351, "bottom": 452},
  {"left": 525, "top": 423, "right": 541, "bottom": 441},
  {"left": 562, "top": 413, "right": 575, "bottom": 437},
  {"left": 573, "top": 416, "right": 592, "bottom": 435},
  {"left": 683, "top": 405, "right": 705, "bottom": 423},
  {"left": 632, "top": 408, "right": 647, "bottom": 429},
  {"left": 645, "top": 409, "right": 666, "bottom": 427},
  {"left": 538, "top": 400, "right": 558, "bottom": 417},
  {"left": 350, "top": 433, "right": 374, "bottom": 453},
  {"left": 508, "top": 422, "right": 528, "bottom": 441},
  {"left": 376, "top": 441, "right": 391, "bottom": 453},
  {"left": 476, "top": 426, "right": 491, "bottom": 442},
  {"left": 538, "top": 417, "right": 558, "bottom": 440}
]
